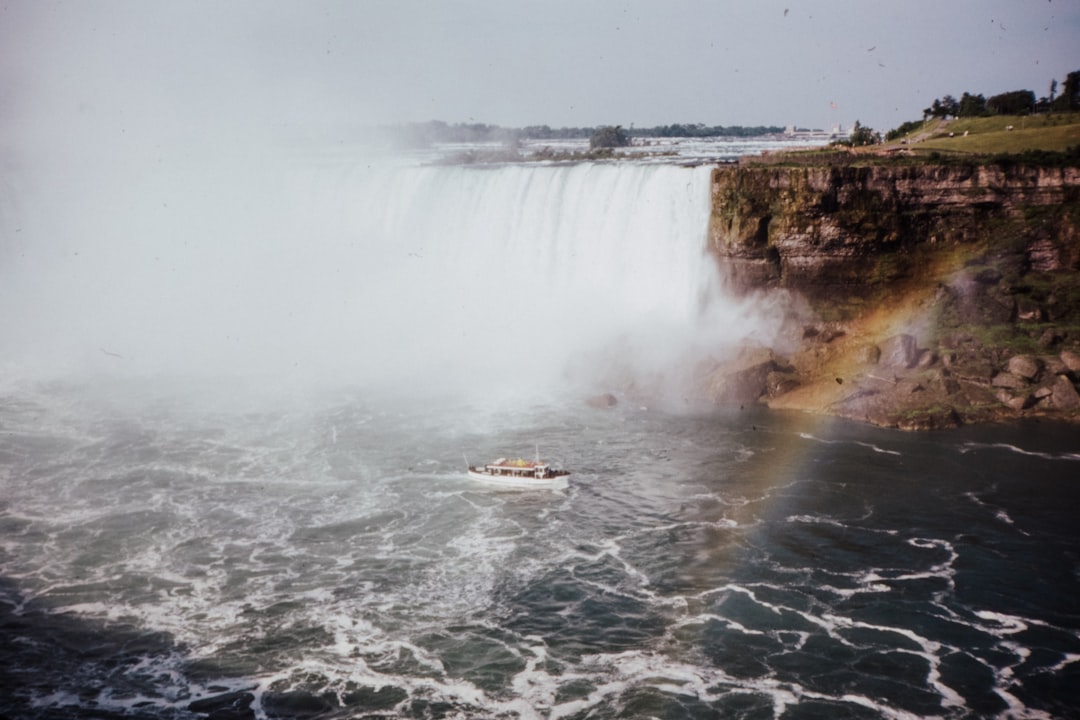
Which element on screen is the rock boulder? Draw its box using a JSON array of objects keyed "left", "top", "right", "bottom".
[
  {"left": 879, "top": 334, "right": 919, "bottom": 369},
  {"left": 1006, "top": 354, "right": 1042, "bottom": 381}
]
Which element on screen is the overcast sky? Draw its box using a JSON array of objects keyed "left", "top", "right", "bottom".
[{"left": 2, "top": 0, "right": 1079, "bottom": 151}]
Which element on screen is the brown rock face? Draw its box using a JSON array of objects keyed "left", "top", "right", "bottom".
[
  {"left": 709, "top": 163, "right": 1080, "bottom": 310},
  {"left": 704, "top": 159, "right": 1080, "bottom": 428}
]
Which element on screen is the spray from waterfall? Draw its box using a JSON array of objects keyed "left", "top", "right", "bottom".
[{"left": 0, "top": 147, "right": 789, "bottom": 406}]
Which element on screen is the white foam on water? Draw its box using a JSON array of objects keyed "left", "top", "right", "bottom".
[
  {"left": 817, "top": 580, "right": 893, "bottom": 599},
  {"left": 670, "top": 611, "right": 769, "bottom": 638},
  {"left": 962, "top": 491, "right": 1031, "bottom": 536},
  {"left": 797, "top": 432, "right": 902, "bottom": 456},
  {"left": 824, "top": 614, "right": 966, "bottom": 711},
  {"left": 1045, "top": 652, "right": 1080, "bottom": 673},
  {"left": 960, "top": 442, "right": 1080, "bottom": 462},
  {"left": 973, "top": 610, "right": 1030, "bottom": 635},
  {"left": 785, "top": 513, "right": 850, "bottom": 527},
  {"left": 504, "top": 640, "right": 561, "bottom": 719},
  {"left": 886, "top": 538, "right": 958, "bottom": 592},
  {"left": 543, "top": 648, "right": 939, "bottom": 720}
]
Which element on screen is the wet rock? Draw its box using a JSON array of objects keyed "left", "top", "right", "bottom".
[
  {"left": 915, "top": 349, "right": 936, "bottom": 370},
  {"left": 990, "top": 372, "right": 1026, "bottom": 390},
  {"left": 820, "top": 327, "right": 846, "bottom": 343},
  {"left": 704, "top": 348, "right": 780, "bottom": 405},
  {"left": 585, "top": 393, "right": 618, "bottom": 409},
  {"left": 879, "top": 334, "right": 918, "bottom": 369},
  {"left": 1049, "top": 375, "right": 1080, "bottom": 410},
  {"left": 896, "top": 380, "right": 925, "bottom": 395},
  {"left": 708, "top": 361, "right": 775, "bottom": 405},
  {"left": 1016, "top": 298, "right": 1044, "bottom": 322},
  {"left": 1042, "top": 355, "right": 1068, "bottom": 376},
  {"left": 940, "top": 331, "right": 974, "bottom": 350},
  {"left": 946, "top": 349, "right": 999, "bottom": 383},
  {"left": 766, "top": 370, "right": 800, "bottom": 397},
  {"left": 1061, "top": 350, "right": 1080, "bottom": 374},
  {"left": 995, "top": 389, "right": 1035, "bottom": 411},
  {"left": 802, "top": 323, "right": 845, "bottom": 343},
  {"left": 1006, "top": 354, "right": 1042, "bottom": 381},
  {"left": 897, "top": 406, "right": 961, "bottom": 431},
  {"left": 1038, "top": 328, "right": 1063, "bottom": 349}
]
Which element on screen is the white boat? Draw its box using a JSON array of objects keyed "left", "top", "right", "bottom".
[{"left": 467, "top": 457, "right": 571, "bottom": 489}]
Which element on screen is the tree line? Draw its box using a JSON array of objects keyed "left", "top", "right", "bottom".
[
  {"left": 924, "top": 70, "right": 1080, "bottom": 119},
  {"left": 840, "top": 68, "right": 1080, "bottom": 148}
]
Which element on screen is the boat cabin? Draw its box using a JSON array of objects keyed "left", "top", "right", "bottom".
[{"left": 483, "top": 458, "right": 554, "bottom": 479}]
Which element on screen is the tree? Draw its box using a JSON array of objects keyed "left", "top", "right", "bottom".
[
  {"left": 924, "top": 95, "right": 959, "bottom": 119},
  {"left": 848, "top": 120, "right": 879, "bottom": 147},
  {"left": 986, "top": 89, "right": 1036, "bottom": 115},
  {"left": 885, "top": 120, "right": 923, "bottom": 142},
  {"left": 589, "top": 125, "right": 630, "bottom": 149},
  {"left": 958, "top": 92, "right": 986, "bottom": 117},
  {"left": 1056, "top": 70, "right": 1080, "bottom": 111}
]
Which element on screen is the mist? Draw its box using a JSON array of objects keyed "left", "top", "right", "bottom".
[
  {"left": 1, "top": 133, "right": 794, "bottom": 409},
  {"left": 0, "top": 1, "right": 809, "bottom": 408}
]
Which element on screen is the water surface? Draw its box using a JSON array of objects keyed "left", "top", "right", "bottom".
[{"left": 2, "top": 381, "right": 1077, "bottom": 719}]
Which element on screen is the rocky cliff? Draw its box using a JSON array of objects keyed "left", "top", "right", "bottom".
[{"left": 703, "top": 160, "right": 1080, "bottom": 428}]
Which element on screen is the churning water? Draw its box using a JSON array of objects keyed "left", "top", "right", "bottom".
[
  {"left": 2, "top": 387, "right": 1079, "bottom": 719},
  {"left": 2, "top": 149, "right": 1079, "bottom": 719}
]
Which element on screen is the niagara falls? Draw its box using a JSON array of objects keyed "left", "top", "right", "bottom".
[{"left": 2, "top": 2, "right": 1079, "bottom": 719}]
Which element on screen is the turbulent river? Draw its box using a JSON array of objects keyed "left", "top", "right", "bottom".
[
  {"left": 2, "top": 387, "right": 1079, "bottom": 719},
  {"left": 2, "top": 147, "right": 1079, "bottom": 718}
]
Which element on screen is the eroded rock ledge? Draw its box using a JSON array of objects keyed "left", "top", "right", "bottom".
[{"left": 703, "top": 160, "right": 1080, "bottom": 428}]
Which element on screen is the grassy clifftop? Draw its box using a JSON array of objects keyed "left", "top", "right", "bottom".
[{"left": 888, "top": 112, "right": 1080, "bottom": 156}]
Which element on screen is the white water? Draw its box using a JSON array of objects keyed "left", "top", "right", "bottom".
[{"left": 1, "top": 149, "right": 785, "bottom": 405}]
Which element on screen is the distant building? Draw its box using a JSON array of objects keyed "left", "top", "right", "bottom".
[{"left": 785, "top": 124, "right": 847, "bottom": 140}]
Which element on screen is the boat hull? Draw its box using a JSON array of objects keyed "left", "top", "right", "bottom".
[{"left": 467, "top": 468, "right": 570, "bottom": 489}]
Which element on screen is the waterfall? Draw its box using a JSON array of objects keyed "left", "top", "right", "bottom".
[{"left": 1, "top": 149, "right": 782, "bottom": 402}]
